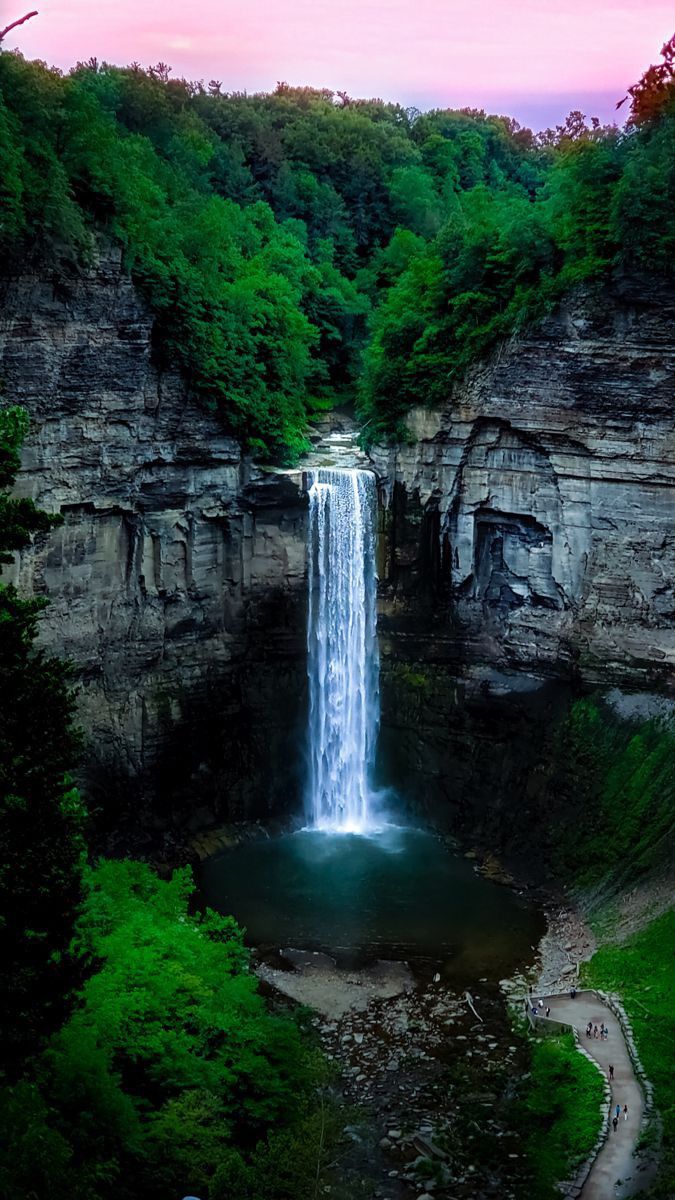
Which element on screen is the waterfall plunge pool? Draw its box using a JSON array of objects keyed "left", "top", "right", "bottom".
[
  {"left": 200, "top": 825, "right": 544, "bottom": 983},
  {"left": 201, "top": 469, "right": 543, "bottom": 986}
]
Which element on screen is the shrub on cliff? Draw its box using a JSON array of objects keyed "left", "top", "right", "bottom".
[
  {"left": 1, "top": 45, "right": 673, "bottom": 448},
  {"left": 550, "top": 699, "right": 675, "bottom": 890},
  {"left": 0, "top": 53, "right": 544, "bottom": 458}
]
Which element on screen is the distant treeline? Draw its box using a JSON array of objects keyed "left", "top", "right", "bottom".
[{"left": 0, "top": 42, "right": 673, "bottom": 456}]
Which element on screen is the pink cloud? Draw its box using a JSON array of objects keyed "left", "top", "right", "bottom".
[{"left": 8, "top": 1, "right": 674, "bottom": 126}]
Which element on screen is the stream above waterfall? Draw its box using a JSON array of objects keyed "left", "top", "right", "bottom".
[{"left": 200, "top": 825, "right": 544, "bottom": 982}]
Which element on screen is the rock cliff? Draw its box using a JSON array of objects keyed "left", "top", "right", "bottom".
[
  {"left": 371, "top": 277, "right": 675, "bottom": 823},
  {"left": 0, "top": 251, "right": 309, "bottom": 836},
  {"left": 1, "top": 258, "right": 673, "bottom": 835},
  {"left": 373, "top": 276, "right": 675, "bottom": 685}
]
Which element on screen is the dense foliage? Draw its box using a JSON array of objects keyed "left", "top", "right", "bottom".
[
  {"left": 0, "top": 859, "right": 335, "bottom": 1200},
  {"left": 514, "top": 1031, "right": 604, "bottom": 1198},
  {"left": 583, "top": 911, "right": 675, "bottom": 1198},
  {"left": 0, "top": 406, "right": 86, "bottom": 1073},
  {"left": 2, "top": 42, "right": 673, "bottom": 454},
  {"left": 549, "top": 700, "right": 675, "bottom": 890},
  {"left": 360, "top": 104, "right": 675, "bottom": 438},
  {"left": 0, "top": 55, "right": 370, "bottom": 460}
]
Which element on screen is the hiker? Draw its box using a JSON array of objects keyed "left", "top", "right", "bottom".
[
  {"left": 615, "top": 1103, "right": 621, "bottom": 1120},
  {"left": 570, "top": 986, "right": 577, "bottom": 999},
  {"left": 593, "top": 1025, "right": 599, "bottom": 1038},
  {"left": 624, "top": 1104, "right": 629, "bottom": 1122},
  {"left": 545, "top": 1005, "right": 551, "bottom": 1018},
  {"left": 586, "top": 1021, "right": 593, "bottom": 1038},
  {"left": 609, "top": 1064, "right": 614, "bottom": 1081},
  {"left": 612, "top": 1116, "right": 619, "bottom": 1133},
  {"left": 600, "top": 1022, "right": 605, "bottom": 1038}
]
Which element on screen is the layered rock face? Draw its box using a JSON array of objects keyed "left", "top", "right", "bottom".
[
  {"left": 373, "top": 278, "right": 675, "bottom": 683},
  {"left": 1, "top": 259, "right": 673, "bottom": 836},
  {"left": 371, "top": 279, "right": 675, "bottom": 823},
  {"left": 0, "top": 252, "right": 308, "bottom": 832}
]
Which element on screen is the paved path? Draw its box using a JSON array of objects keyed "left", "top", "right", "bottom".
[{"left": 537, "top": 992, "right": 650, "bottom": 1199}]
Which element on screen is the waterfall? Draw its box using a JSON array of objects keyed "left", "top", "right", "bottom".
[{"left": 306, "top": 468, "right": 379, "bottom": 832}]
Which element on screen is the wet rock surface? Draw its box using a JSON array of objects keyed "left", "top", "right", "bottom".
[
  {"left": 318, "top": 982, "right": 535, "bottom": 1199},
  {"left": 256, "top": 950, "right": 415, "bottom": 1018}
]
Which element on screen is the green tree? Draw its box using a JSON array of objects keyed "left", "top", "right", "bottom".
[
  {"left": 0, "top": 859, "right": 330, "bottom": 1200},
  {"left": 0, "top": 406, "right": 86, "bottom": 1074},
  {"left": 2, "top": 47, "right": 674, "bottom": 452}
]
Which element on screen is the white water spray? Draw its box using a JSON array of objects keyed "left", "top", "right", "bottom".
[{"left": 306, "top": 468, "right": 379, "bottom": 832}]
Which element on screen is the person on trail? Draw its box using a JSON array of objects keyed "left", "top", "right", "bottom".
[
  {"left": 586, "top": 1021, "right": 593, "bottom": 1038},
  {"left": 615, "top": 1103, "right": 621, "bottom": 1120},
  {"left": 624, "top": 1104, "right": 629, "bottom": 1121},
  {"left": 570, "top": 986, "right": 577, "bottom": 999},
  {"left": 600, "top": 1022, "right": 605, "bottom": 1038},
  {"left": 545, "top": 1006, "right": 551, "bottom": 1018},
  {"left": 594, "top": 1025, "right": 599, "bottom": 1038},
  {"left": 609, "top": 1064, "right": 614, "bottom": 1081},
  {"left": 612, "top": 1116, "right": 619, "bottom": 1133}
]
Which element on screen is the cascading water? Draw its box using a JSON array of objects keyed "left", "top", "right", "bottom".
[
  {"left": 306, "top": 468, "right": 379, "bottom": 833},
  {"left": 204, "top": 475, "right": 543, "bottom": 987}
]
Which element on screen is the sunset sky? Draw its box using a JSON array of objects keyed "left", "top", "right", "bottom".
[{"left": 7, "top": 1, "right": 674, "bottom": 129}]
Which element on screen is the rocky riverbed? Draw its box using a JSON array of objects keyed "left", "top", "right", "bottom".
[{"left": 257, "top": 950, "right": 537, "bottom": 1199}]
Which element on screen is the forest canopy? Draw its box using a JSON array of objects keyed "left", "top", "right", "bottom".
[{"left": 0, "top": 44, "right": 673, "bottom": 454}]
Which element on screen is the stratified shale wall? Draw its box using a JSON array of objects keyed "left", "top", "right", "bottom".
[
  {"left": 0, "top": 251, "right": 308, "bottom": 834},
  {"left": 1, "top": 257, "right": 673, "bottom": 836},
  {"left": 370, "top": 278, "right": 675, "bottom": 823}
]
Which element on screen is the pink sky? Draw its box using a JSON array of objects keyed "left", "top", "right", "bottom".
[{"left": 7, "top": 1, "right": 674, "bottom": 128}]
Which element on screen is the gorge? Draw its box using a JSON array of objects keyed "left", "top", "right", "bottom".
[
  {"left": 3, "top": 261, "right": 674, "bottom": 844},
  {"left": 1, "top": 39, "right": 673, "bottom": 1200}
]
